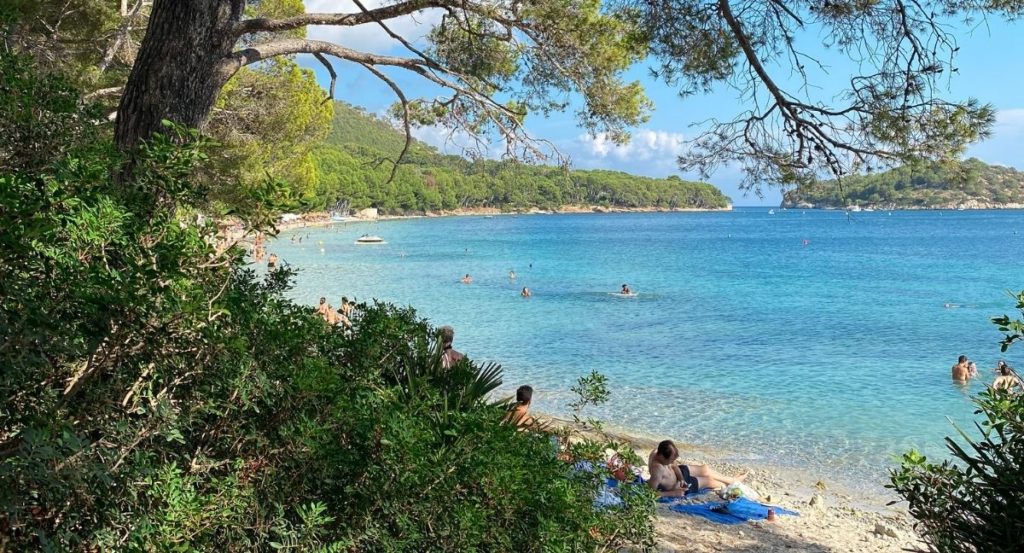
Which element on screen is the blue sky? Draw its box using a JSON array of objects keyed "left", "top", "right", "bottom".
[{"left": 298, "top": 1, "right": 1024, "bottom": 206}]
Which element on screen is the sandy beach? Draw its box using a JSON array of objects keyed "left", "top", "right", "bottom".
[{"left": 540, "top": 416, "right": 922, "bottom": 553}]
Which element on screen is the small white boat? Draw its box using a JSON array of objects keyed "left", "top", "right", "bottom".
[
  {"left": 768, "top": 209, "right": 775, "bottom": 215},
  {"left": 355, "top": 234, "right": 386, "bottom": 244}
]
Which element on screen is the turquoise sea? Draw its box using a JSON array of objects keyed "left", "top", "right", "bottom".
[{"left": 267, "top": 208, "right": 1024, "bottom": 490}]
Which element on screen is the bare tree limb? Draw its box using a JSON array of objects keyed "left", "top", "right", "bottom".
[
  {"left": 311, "top": 52, "right": 337, "bottom": 104},
  {"left": 233, "top": 0, "right": 445, "bottom": 37},
  {"left": 356, "top": 62, "right": 413, "bottom": 183},
  {"left": 99, "top": 0, "right": 145, "bottom": 73}
]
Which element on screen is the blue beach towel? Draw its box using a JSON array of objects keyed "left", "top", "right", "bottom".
[{"left": 667, "top": 497, "right": 799, "bottom": 525}]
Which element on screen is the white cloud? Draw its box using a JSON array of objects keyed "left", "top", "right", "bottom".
[
  {"left": 993, "top": 108, "right": 1024, "bottom": 137},
  {"left": 303, "top": 0, "right": 442, "bottom": 54},
  {"left": 580, "top": 130, "right": 687, "bottom": 162}
]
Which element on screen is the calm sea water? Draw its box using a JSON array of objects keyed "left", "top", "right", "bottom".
[{"left": 267, "top": 208, "right": 1024, "bottom": 489}]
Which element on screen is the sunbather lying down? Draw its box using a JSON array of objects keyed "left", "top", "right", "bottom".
[{"left": 648, "top": 440, "right": 748, "bottom": 497}]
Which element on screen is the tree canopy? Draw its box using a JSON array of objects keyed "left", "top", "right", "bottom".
[{"left": 107, "top": 0, "right": 1023, "bottom": 190}]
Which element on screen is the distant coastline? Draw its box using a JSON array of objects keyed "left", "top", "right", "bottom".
[
  {"left": 276, "top": 204, "right": 733, "bottom": 231},
  {"left": 780, "top": 200, "right": 1024, "bottom": 210}
]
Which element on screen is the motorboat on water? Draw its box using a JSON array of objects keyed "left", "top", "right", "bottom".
[{"left": 355, "top": 234, "right": 386, "bottom": 244}]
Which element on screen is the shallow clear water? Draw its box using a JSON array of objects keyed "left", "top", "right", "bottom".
[{"left": 267, "top": 208, "right": 1024, "bottom": 489}]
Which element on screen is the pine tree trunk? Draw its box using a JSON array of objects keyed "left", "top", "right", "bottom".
[{"left": 114, "top": 0, "right": 245, "bottom": 150}]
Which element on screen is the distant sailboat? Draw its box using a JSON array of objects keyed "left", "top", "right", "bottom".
[{"left": 768, "top": 209, "right": 775, "bottom": 215}]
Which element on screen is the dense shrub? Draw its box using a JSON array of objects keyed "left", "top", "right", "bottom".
[
  {"left": 0, "top": 53, "right": 655, "bottom": 551},
  {"left": 890, "top": 292, "right": 1024, "bottom": 553}
]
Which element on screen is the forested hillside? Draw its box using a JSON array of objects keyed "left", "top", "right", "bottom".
[
  {"left": 312, "top": 102, "right": 731, "bottom": 213},
  {"left": 782, "top": 158, "right": 1024, "bottom": 209}
]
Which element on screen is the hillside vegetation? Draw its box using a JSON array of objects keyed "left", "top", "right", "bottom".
[
  {"left": 311, "top": 102, "right": 731, "bottom": 213},
  {"left": 782, "top": 159, "right": 1024, "bottom": 209}
]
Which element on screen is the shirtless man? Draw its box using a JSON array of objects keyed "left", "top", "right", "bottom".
[
  {"left": 339, "top": 297, "right": 352, "bottom": 318},
  {"left": 951, "top": 355, "right": 970, "bottom": 382},
  {"left": 504, "top": 385, "right": 534, "bottom": 427},
  {"left": 439, "top": 326, "right": 464, "bottom": 368},
  {"left": 648, "top": 440, "right": 748, "bottom": 497},
  {"left": 316, "top": 297, "right": 330, "bottom": 321},
  {"left": 461, "top": 274, "right": 473, "bottom": 284},
  {"left": 993, "top": 365, "right": 1021, "bottom": 391}
]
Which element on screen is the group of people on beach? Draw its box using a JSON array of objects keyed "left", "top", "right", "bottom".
[
  {"left": 951, "top": 355, "right": 1021, "bottom": 391},
  {"left": 316, "top": 296, "right": 355, "bottom": 329},
  {"left": 502, "top": 380, "right": 746, "bottom": 497}
]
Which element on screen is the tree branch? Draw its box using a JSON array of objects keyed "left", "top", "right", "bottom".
[
  {"left": 312, "top": 52, "right": 337, "bottom": 104},
  {"left": 233, "top": 0, "right": 445, "bottom": 37},
  {"left": 357, "top": 62, "right": 413, "bottom": 183}
]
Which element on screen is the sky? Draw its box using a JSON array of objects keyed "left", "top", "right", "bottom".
[{"left": 298, "top": 1, "right": 1024, "bottom": 206}]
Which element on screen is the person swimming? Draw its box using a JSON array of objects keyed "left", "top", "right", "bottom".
[
  {"left": 461, "top": 274, "right": 473, "bottom": 284},
  {"left": 620, "top": 283, "right": 632, "bottom": 295},
  {"left": 509, "top": 270, "right": 516, "bottom": 280},
  {"left": 521, "top": 287, "right": 531, "bottom": 298}
]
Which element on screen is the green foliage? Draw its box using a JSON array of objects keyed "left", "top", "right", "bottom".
[
  {"left": 782, "top": 158, "right": 1024, "bottom": 209},
  {"left": 0, "top": 54, "right": 655, "bottom": 552},
  {"left": 570, "top": 371, "right": 612, "bottom": 431},
  {"left": 992, "top": 290, "right": 1024, "bottom": 352},
  {"left": 889, "top": 389, "right": 1024, "bottom": 553},
  {"left": 316, "top": 102, "right": 731, "bottom": 213},
  {"left": 890, "top": 291, "right": 1024, "bottom": 553},
  {"left": 208, "top": 59, "right": 334, "bottom": 212}
]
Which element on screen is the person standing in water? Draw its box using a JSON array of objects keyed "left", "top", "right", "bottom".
[
  {"left": 461, "top": 274, "right": 473, "bottom": 284},
  {"left": 993, "top": 364, "right": 1022, "bottom": 391},
  {"left": 951, "top": 355, "right": 971, "bottom": 382},
  {"left": 509, "top": 270, "right": 516, "bottom": 280}
]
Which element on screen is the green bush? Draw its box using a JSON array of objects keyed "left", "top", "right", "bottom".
[
  {"left": 0, "top": 53, "right": 655, "bottom": 552},
  {"left": 890, "top": 292, "right": 1024, "bottom": 553}
]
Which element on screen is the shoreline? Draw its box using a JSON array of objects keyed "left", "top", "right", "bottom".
[
  {"left": 538, "top": 413, "right": 922, "bottom": 552},
  {"left": 273, "top": 204, "right": 733, "bottom": 232}
]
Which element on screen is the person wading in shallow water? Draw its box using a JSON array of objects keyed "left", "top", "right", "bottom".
[
  {"left": 439, "top": 326, "right": 464, "bottom": 368},
  {"left": 951, "top": 355, "right": 971, "bottom": 382}
]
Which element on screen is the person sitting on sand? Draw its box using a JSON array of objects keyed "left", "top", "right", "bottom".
[
  {"left": 316, "top": 297, "right": 330, "bottom": 321},
  {"left": 504, "top": 385, "right": 534, "bottom": 427},
  {"left": 621, "top": 283, "right": 631, "bottom": 295},
  {"left": 648, "top": 440, "right": 748, "bottom": 497},
  {"left": 951, "top": 355, "right": 970, "bottom": 382},
  {"left": 267, "top": 253, "right": 278, "bottom": 268},
  {"left": 461, "top": 274, "right": 473, "bottom": 284},
  {"left": 521, "top": 287, "right": 531, "bottom": 298},
  {"left": 993, "top": 364, "right": 1021, "bottom": 391},
  {"left": 439, "top": 326, "right": 464, "bottom": 368}
]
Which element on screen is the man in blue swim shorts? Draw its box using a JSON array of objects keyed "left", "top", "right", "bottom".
[{"left": 647, "top": 440, "right": 749, "bottom": 497}]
